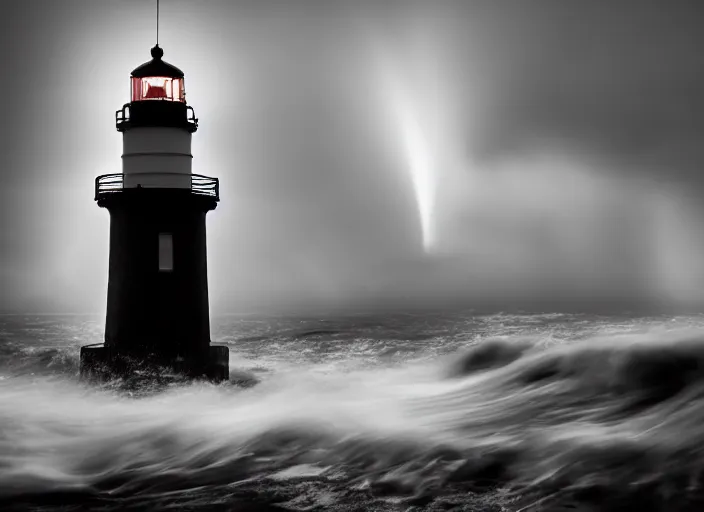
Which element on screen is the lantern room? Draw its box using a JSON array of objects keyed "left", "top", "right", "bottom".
[
  {"left": 132, "top": 76, "right": 184, "bottom": 102},
  {"left": 130, "top": 45, "right": 186, "bottom": 103},
  {"left": 116, "top": 44, "right": 197, "bottom": 133}
]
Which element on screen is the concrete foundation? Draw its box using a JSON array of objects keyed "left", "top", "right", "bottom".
[{"left": 80, "top": 344, "right": 229, "bottom": 383}]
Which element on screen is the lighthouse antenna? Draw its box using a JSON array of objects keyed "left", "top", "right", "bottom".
[{"left": 156, "top": 0, "right": 160, "bottom": 45}]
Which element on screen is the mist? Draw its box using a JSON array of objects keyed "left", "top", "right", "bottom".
[{"left": 2, "top": 0, "right": 704, "bottom": 314}]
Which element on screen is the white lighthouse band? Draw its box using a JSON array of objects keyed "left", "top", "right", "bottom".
[{"left": 122, "top": 126, "right": 193, "bottom": 189}]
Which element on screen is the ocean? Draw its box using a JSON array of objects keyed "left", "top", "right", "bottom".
[{"left": 2, "top": 311, "right": 704, "bottom": 511}]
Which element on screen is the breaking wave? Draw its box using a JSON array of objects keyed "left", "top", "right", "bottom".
[{"left": 2, "top": 318, "right": 704, "bottom": 510}]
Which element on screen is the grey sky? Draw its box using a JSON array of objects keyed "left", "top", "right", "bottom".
[{"left": 2, "top": 1, "right": 704, "bottom": 313}]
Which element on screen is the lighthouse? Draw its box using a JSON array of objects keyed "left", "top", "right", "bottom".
[{"left": 79, "top": 43, "right": 229, "bottom": 382}]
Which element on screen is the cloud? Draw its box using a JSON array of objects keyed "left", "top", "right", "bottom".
[{"left": 459, "top": 1, "right": 704, "bottom": 184}]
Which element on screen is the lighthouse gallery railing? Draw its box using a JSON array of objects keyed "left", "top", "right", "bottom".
[{"left": 95, "top": 173, "right": 219, "bottom": 201}]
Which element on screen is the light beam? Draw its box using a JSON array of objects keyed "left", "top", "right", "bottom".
[{"left": 372, "top": 47, "right": 438, "bottom": 252}]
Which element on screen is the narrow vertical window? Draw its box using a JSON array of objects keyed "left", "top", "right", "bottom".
[{"left": 159, "top": 233, "right": 173, "bottom": 272}]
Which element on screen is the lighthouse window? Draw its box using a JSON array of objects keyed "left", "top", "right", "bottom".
[
  {"left": 159, "top": 233, "right": 174, "bottom": 272},
  {"left": 173, "top": 79, "right": 181, "bottom": 101},
  {"left": 131, "top": 77, "right": 185, "bottom": 102}
]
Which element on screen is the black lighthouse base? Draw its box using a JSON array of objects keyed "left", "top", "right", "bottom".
[
  {"left": 85, "top": 187, "right": 226, "bottom": 386},
  {"left": 79, "top": 344, "right": 229, "bottom": 384}
]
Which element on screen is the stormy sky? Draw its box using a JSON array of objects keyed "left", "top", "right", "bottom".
[{"left": 1, "top": 0, "right": 704, "bottom": 314}]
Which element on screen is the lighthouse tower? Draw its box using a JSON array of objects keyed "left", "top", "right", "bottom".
[{"left": 79, "top": 44, "right": 229, "bottom": 382}]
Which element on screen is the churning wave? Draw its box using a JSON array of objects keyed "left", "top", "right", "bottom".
[{"left": 2, "top": 319, "right": 704, "bottom": 510}]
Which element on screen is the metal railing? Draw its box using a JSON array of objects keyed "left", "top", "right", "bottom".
[
  {"left": 95, "top": 173, "right": 219, "bottom": 201},
  {"left": 115, "top": 103, "right": 198, "bottom": 131},
  {"left": 191, "top": 174, "right": 219, "bottom": 198},
  {"left": 115, "top": 105, "right": 129, "bottom": 128}
]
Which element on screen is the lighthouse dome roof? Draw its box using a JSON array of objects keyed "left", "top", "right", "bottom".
[{"left": 131, "top": 45, "right": 184, "bottom": 78}]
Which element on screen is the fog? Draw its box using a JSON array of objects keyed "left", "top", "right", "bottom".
[{"left": 1, "top": 0, "right": 704, "bottom": 313}]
